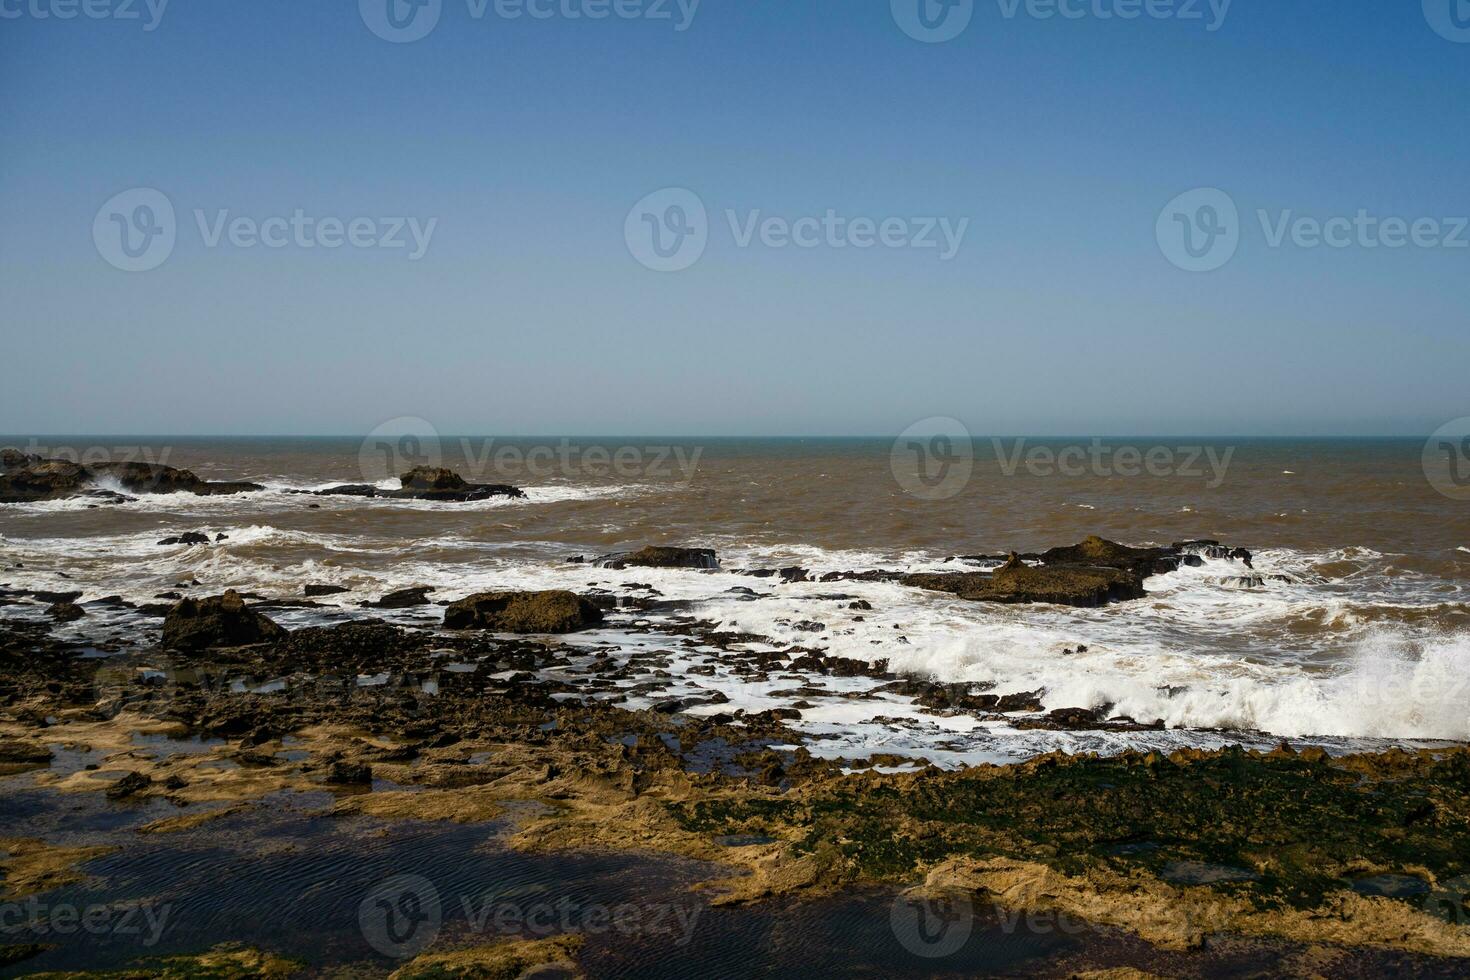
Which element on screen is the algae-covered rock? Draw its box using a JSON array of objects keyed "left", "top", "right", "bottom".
[
  {"left": 389, "top": 935, "right": 584, "bottom": 980},
  {"left": 443, "top": 591, "right": 604, "bottom": 633},
  {"left": 161, "top": 591, "right": 288, "bottom": 651}
]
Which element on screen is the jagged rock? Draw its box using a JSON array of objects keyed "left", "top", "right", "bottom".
[
  {"left": 443, "top": 590, "right": 604, "bottom": 633},
  {"left": 161, "top": 590, "right": 288, "bottom": 651},
  {"left": 0, "top": 458, "right": 261, "bottom": 503},
  {"left": 596, "top": 546, "right": 719, "bottom": 570},
  {"left": 0, "top": 448, "right": 41, "bottom": 470},
  {"left": 398, "top": 467, "right": 465, "bottom": 493}
]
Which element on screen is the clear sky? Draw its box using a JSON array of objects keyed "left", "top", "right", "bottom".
[{"left": 1, "top": 0, "right": 1466, "bottom": 436}]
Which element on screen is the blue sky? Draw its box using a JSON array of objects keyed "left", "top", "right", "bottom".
[{"left": 1, "top": 0, "right": 1466, "bottom": 436}]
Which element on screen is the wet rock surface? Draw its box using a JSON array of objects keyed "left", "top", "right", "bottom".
[
  {"left": 161, "top": 590, "right": 289, "bottom": 651},
  {"left": 310, "top": 466, "right": 525, "bottom": 502},
  {"left": 595, "top": 546, "right": 720, "bottom": 570},
  {"left": 0, "top": 456, "right": 263, "bottom": 504},
  {"left": 907, "top": 536, "right": 1255, "bottom": 607}
]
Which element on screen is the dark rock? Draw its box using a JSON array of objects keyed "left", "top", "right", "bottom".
[
  {"left": 106, "top": 770, "right": 152, "bottom": 799},
  {"left": 397, "top": 466, "right": 465, "bottom": 493},
  {"left": 0, "top": 448, "right": 42, "bottom": 471},
  {"left": 312, "top": 467, "right": 524, "bottom": 502},
  {"left": 0, "top": 739, "right": 52, "bottom": 764},
  {"left": 444, "top": 590, "right": 604, "bottom": 633},
  {"left": 597, "top": 547, "right": 719, "bottom": 570},
  {"left": 305, "top": 584, "right": 349, "bottom": 597},
  {"left": 326, "top": 762, "right": 373, "bottom": 785},
  {"left": 46, "top": 602, "right": 85, "bottom": 622},
  {"left": 0, "top": 457, "right": 261, "bottom": 503},
  {"left": 30, "top": 590, "right": 82, "bottom": 604},
  {"left": 367, "top": 586, "right": 435, "bottom": 609},
  {"left": 848, "top": 600, "right": 873, "bottom": 611},
  {"left": 1045, "top": 707, "right": 1100, "bottom": 729},
  {"left": 904, "top": 563, "right": 1145, "bottom": 608},
  {"left": 158, "top": 532, "right": 212, "bottom": 546},
  {"left": 161, "top": 590, "right": 288, "bottom": 651}
]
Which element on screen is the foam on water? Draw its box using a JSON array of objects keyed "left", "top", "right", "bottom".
[{"left": 4, "top": 503, "right": 1468, "bottom": 756}]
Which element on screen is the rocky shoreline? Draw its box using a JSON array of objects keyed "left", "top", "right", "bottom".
[
  {"left": 0, "top": 455, "right": 525, "bottom": 506},
  {"left": 1, "top": 531, "right": 1468, "bottom": 973}
]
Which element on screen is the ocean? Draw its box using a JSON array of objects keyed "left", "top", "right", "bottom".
[{"left": 3, "top": 434, "right": 1467, "bottom": 764}]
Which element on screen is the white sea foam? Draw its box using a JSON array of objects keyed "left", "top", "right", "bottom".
[{"left": 3, "top": 525, "right": 1467, "bottom": 754}]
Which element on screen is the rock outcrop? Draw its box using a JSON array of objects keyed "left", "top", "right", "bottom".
[
  {"left": 906, "top": 536, "right": 1252, "bottom": 608},
  {"left": 310, "top": 466, "right": 525, "bottom": 503},
  {"left": 0, "top": 454, "right": 262, "bottom": 504},
  {"left": 161, "top": 591, "right": 288, "bottom": 651},
  {"left": 443, "top": 590, "right": 604, "bottom": 633}
]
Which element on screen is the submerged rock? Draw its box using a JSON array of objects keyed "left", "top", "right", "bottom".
[
  {"left": 443, "top": 590, "right": 604, "bottom": 633},
  {"left": 161, "top": 590, "right": 288, "bottom": 651}
]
